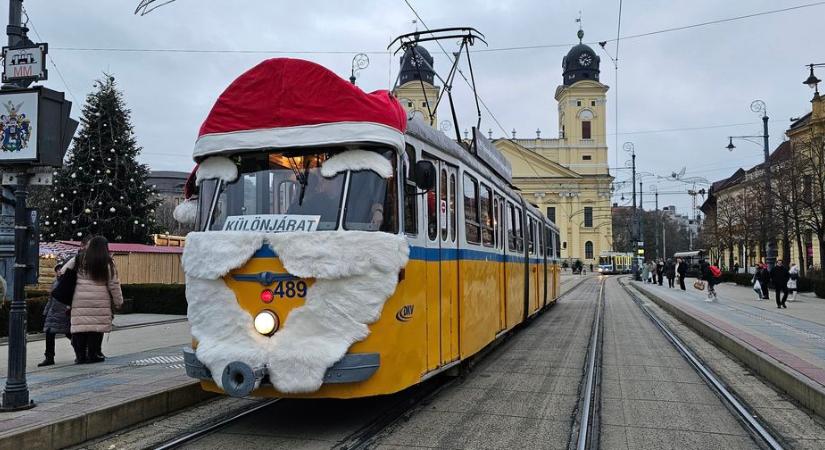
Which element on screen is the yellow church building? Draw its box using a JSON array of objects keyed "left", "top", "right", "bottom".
[{"left": 392, "top": 32, "right": 614, "bottom": 265}]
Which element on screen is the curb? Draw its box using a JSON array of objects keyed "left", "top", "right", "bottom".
[
  {"left": 631, "top": 282, "right": 825, "bottom": 419},
  {"left": 0, "top": 381, "right": 215, "bottom": 450},
  {"left": 0, "top": 318, "right": 188, "bottom": 345}
]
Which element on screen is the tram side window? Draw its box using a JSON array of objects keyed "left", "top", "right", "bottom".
[
  {"left": 403, "top": 145, "right": 417, "bottom": 236},
  {"left": 514, "top": 207, "right": 524, "bottom": 252},
  {"left": 449, "top": 173, "right": 456, "bottom": 242},
  {"left": 463, "top": 173, "right": 481, "bottom": 244},
  {"left": 538, "top": 224, "right": 543, "bottom": 257},
  {"left": 506, "top": 202, "right": 516, "bottom": 251},
  {"left": 480, "top": 184, "right": 494, "bottom": 247},
  {"left": 427, "top": 188, "right": 437, "bottom": 240},
  {"left": 526, "top": 218, "right": 534, "bottom": 254},
  {"left": 440, "top": 169, "right": 448, "bottom": 241},
  {"left": 493, "top": 196, "right": 500, "bottom": 249}
]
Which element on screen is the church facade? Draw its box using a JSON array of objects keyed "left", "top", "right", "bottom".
[{"left": 392, "top": 33, "right": 614, "bottom": 266}]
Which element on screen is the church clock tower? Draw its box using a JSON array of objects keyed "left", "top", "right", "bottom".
[
  {"left": 392, "top": 46, "right": 440, "bottom": 127},
  {"left": 555, "top": 29, "right": 609, "bottom": 151}
]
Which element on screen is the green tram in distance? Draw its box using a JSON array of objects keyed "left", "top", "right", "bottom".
[{"left": 597, "top": 251, "right": 633, "bottom": 274}]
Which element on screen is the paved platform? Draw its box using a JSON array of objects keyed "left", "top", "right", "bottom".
[
  {"left": 0, "top": 320, "right": 203, "bottom": 450},
  {"left": 633, "top": 279, "right": 825, "bottom": 417}
]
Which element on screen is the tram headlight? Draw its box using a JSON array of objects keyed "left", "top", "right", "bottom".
[{"left": 254, "top": 310, "right": 279, "bottom": 336}]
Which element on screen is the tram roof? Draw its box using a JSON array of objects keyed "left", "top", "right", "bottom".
[{"left": 192, "top": 58, "right": 408, "bottom": 159}]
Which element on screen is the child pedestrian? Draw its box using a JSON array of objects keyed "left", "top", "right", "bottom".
[{"left": 39, "top": 259, "right": 72, "bottom": 367}]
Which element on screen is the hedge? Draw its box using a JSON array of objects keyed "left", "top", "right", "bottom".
[
  {"left": 0, "top": 284, "right": 187, "bottom": 337},
  {"left": 0, "top": 296, "right": 49, "bottom": 337},
  {"left": 122, "top": 284, "right": 187, "bottom": 315}
]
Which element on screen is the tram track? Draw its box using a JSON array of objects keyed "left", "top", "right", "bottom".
[
  {"left": 618, "top": 276, "right": 786, "bottom": 450},
  {"left": 144, "top": 276, "right": 596, "bottom": 450},
  {"left": 569, "top": 276, "right": 605, "bottom": 450}
]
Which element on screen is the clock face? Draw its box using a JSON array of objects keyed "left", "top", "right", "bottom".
[
  {"left": 411, "top": 54, "right": 427, "bottom": 68},
  {"left": 578, "top": 53, "right": 593, "bottom": 66}
]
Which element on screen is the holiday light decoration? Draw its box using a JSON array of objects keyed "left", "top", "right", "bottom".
[{"left": 42, "top": 75, "right": 160, "bottom": 243}]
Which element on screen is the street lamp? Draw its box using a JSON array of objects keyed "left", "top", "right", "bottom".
[
  {"left": 725, "top": 99, "right": 776, "bottom": 270},
  {"left": 623, "top": 142, "right": 642, "bottom": 279},
  {"left": 803, "top": 63, "right": 825, "bottom": 95},
  {"left": 349, "top": 53, "right": 370, "bottom": 85}
]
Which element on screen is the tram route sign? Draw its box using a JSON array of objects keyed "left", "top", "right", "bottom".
[
  {"left": 2, "top": 43, "right": 47, "bottom": 83},
  {"left": 223, "top": 214, "right": 321, "bottom": 233}
]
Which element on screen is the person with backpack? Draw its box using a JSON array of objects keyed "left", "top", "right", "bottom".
[
  {"left": 700, "top": 260, "right": 720, "bottom": 301},
  {"left": 770, "top": 259, "right": 790, "bottom": 309}
]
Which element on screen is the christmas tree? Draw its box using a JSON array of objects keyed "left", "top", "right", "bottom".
[{"left": 42, "top": 74, "right": 160, "bottom": 243}]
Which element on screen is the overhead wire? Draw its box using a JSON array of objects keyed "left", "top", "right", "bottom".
[{"left": 22, "top": 7, "right": 77, "bottom": 104}]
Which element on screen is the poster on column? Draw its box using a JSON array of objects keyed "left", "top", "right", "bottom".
[{"left": 0, "top": 90, "right": 37, "bottom": 162}]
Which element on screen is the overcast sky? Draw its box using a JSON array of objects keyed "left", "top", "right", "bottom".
[{"left": 15, "top": 0, "right": 825, "bottom": 215}]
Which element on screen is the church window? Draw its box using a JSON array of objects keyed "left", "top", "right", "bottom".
[
  {"left": 546, "top": 206, "right": 555, "bottom": 223},
  {"left": 582, "top": 121, "right": 592, "bottom": 139},
  {"left": 582, "top": 155, "right": 592, "bottom": 161},
  {"left": 407, "top": 101, "right": 413, "bottom": 107},
  {"left": 591, "top": 100, "right": 596, "bottom": 106},
  {"left": 584, "top": 207, "right": 593, "bottom": 228},
  {"left": 576, "top": 100, "right": 582, "bottom": 107},
  {"left": 421, "top": 101, "right": 427, "bottom": 107},
  {"left": 585, "top": 241, "right": 594, "bottom": 259}
]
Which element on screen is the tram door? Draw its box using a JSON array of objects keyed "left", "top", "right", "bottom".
[{"left": 424, "top": 158, "right": 459, "bottom": 369}]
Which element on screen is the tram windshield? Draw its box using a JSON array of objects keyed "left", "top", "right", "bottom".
[{"left": 198, "top": 148, "right": 397, "bottom": 233}]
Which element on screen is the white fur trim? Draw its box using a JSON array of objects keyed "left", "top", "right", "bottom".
[
  {"left": 193, "top": 122, "right": 405, "bottom": 158},
  {"left": 173, "top": 199, "right": 198, "bottom": 225},
  {"left": 321, "top": 149, "right": 393, "bottom": 179},
  {"left": 183, "top": 230, "right": 409, "bottom": 393},
  {"left": 196, "top": 156, "right": 238, "bottom": 185}
]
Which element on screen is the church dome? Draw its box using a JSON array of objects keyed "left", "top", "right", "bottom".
[
  {"left": 562, "top": 30, "right": 600, "bottom": 86},
  {"left": 398, "top": 46, "right": 435, "bottom": 86}
]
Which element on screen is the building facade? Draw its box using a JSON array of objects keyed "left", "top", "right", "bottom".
[
  {"left": 493, "top": 33, "right": 613, "bottom": 265},
  {"left": 391, "top": 33, "right": 614, "bottom": 265}
]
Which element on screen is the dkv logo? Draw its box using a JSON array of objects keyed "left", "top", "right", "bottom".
[{"left": 395, "top": 305, "right": 414, "bottom": 322}]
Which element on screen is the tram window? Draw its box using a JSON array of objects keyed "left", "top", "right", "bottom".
[
  {"left": 449, "top": 173, "right": 456, "bottom": 242},
  {"left": 463, "top": 173, "right": 480, "bottom": 244},
  {"left": 344, "top": 168, "right": 398, "bottom": 233},
  {"left": 440, "top": 169, "right": 448, "bottom": 241},
  {"left": 403, "top": 146, "right": 417, "bottom": 236},
  {"left": 277, "top": 180, "right": 298, "bottom": 213},
  {"left": 480, "top": 184, "right": 494, "bottom": 247},
  {"left": 514, "top": 207, "right": 523, "bottom": 252},
  {"left": 527, "top": 218, "right": 535, "bottom": 254},
  {"left": 427, "top": 189, "right": 437, "bottom": 241},
  {"left": 538, "top": 225, "right": 543, "bottom": 257},
  {"left": 493, "top": 197, "right": 500, "bottom": 249},
  {"left": 506, "top": 202, "right": 516, "bottom": 251}
]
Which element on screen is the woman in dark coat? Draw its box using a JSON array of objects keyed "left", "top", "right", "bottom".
[
  {"left": 757, "top": 263, "right": 771, "bottom": 300},
  {"left": 39, "top": 260, "right": 72, "bottom": 367},
  {"left": 665, "top": 259, "right": 676, "bottom": 288}
]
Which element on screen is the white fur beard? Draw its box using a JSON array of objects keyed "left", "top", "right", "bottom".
[
  {"left": 183, "top": 230, "right": 409, "bottom": 393},
  {"left": 173, "top": 199, "right": 198, "bottom": 225}
]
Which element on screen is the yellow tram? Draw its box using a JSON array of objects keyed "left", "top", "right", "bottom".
[{"left": 176, "top": 58, "right": 561, "bottom": 399}]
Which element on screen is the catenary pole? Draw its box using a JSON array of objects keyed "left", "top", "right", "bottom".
[
  {"left": 1, "top": 0, "right": 35, "bottom": 412},
  {"left": 762, "top": 113, "right": 777, "bottom": 270}
]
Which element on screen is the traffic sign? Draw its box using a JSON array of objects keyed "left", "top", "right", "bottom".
[{"left": 2, "top": 43, "right": 47, "bottom": 83}]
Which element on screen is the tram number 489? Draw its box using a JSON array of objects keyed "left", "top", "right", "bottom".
[{"left": 273, "top": 280, "right": 308, "bottom": 298}]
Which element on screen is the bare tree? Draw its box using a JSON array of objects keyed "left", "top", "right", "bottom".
[{"left": 797, "top": 133, "right": 825, "bottom": 274}]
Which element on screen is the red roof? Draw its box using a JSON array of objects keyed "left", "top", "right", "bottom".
[{"left": 197, "top": 58, "right": 407, "bottom": 140}]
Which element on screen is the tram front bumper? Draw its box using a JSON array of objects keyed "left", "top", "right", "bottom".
[{"left": 182, "top": 347, "right": 380, "bottom": 394}]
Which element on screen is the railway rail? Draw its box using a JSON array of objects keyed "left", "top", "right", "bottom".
[
  {"left": 618, "top": 277, "right": 786, "bottom": 450},
  {"left": 149, "top": 277, "right": 592, "bottom": 450},
  {"left": 570, "top": 276, "right": 605, "bottom": 450}
]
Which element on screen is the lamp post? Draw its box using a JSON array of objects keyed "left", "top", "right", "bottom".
[
  {"left": 623, "top": 142, "right": 639, "bottom": 279},
  {"left": 726, "top": 99, "right": 775, "bottom": 270},
  {"left": 349, "top": 53, "right": 369, "bottom": 85}
]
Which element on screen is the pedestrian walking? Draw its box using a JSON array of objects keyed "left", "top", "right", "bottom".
[
  {"left": 38, "top": 259, "right": 72, "bottom": 367},
  {"left": 64, "top": 236, "right": 124, "bottom": 364},
  {"left": 757, "top": 262, "right": 771, "bottom": 300},
  {"left": 676, "top": 257, "right": 687, "bottom": 290},
  {"left": 751, "top": 270, "right": 763, "bottom": 301},
  {"left": 665, "top": 258, "right": 676, "bottom": 288},
  {"left": 641, "top": 262, "right": 650, "bottom": 283},
  {"left": 589, "top": 263, "right": 594, "bottom": 273},
  {"left": 656, "top": 260, "right": 665, "bottom": 286},
  {"left": 788, "top": 262, "right": 800, "bottom": 301},
  {"left": 770, "top": 259, "right": 790, "bottom": 309}
]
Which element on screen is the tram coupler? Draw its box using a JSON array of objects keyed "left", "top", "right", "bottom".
[{"left": 221, "top": 361, "right": 266, "bottom": 397}]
